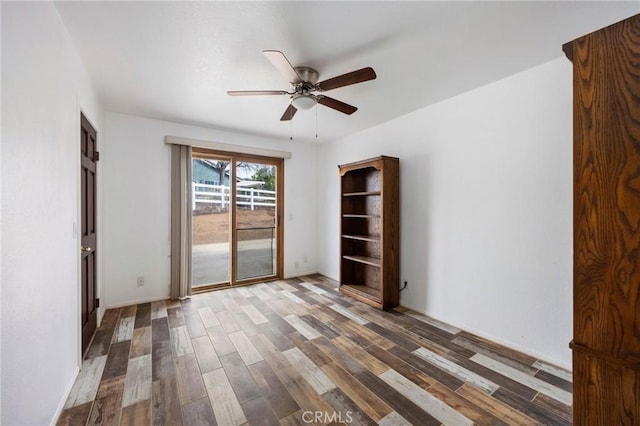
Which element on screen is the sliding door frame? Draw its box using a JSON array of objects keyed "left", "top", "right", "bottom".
[{"left": 192, "top": 147, "right": 284, "bottom": 292}]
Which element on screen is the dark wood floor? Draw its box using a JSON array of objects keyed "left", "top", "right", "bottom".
[{"left": 58, "top": 275, "right": 572, "bottom": 425}]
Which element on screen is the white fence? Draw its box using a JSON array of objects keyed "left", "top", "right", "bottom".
[{"left": 193, "top": 183, "right": 276, "bottom": 210}]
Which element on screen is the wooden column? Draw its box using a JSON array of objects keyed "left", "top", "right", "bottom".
[{"left": 564, "top": 14, "right": 640, "bottom": 425}]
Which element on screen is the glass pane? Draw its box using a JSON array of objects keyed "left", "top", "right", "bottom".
[
  {"left": 191, "top": 158, "right": 231, "bottom": 286},
  {"left": 235, "top": 162, "right": 277, "bottom": 281}
]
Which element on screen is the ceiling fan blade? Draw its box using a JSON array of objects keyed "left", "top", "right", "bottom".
[
  {"left": 317, "top": 96, "right": 357, "bottom": 115},
  {"left": 317, "top": 67, "right": 376, "bottom": 91},
  {"left": 280, "top": 104, "right": 298, "bottom": 121},
  {"left": 263, "top": 50, "right": 302, "bottom": 84},
  {"left": 227, "top": 90, "right": 288, "bottom": 96}
]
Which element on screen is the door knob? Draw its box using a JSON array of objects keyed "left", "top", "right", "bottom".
[{"left": 81, "top": 246, "right": 93, "bottom": 253}]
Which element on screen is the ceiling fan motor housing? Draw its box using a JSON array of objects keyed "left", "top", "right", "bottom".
[{"left": 294, "top": 67, "right": 319, "bottom": 85}]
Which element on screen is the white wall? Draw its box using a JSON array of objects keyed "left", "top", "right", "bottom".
[
  {"left": 102, "top": 112, "right": 317, "bottom": 307},
  {"left": 1, "top": 2, "right": 103, "bottom": 425},
  {"left": 317, "top": 58, "right": 573, "bottom": 368},
  {"left": 0, "top": 4, "right": 3, "bottom": 422}
]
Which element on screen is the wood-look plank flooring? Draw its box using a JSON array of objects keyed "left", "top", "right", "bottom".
[{"left": 58, "top": 275, "right": 573, "bottom": 425}]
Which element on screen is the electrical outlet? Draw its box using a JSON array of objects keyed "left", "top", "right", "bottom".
[
  {"left": 137, "top": 276, "right": 145, "bottom": 287},
  {"left": 294, "top": 261, "right": 300, "bottom": 270},
  {"left": 303, "top": 256, "right": 308, "bottom": 263}
]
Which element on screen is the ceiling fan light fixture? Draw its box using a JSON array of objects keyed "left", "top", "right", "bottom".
[{"left": 290, "top": 94, "right": 317, "bottom": 110}]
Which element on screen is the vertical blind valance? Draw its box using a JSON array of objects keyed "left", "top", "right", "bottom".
[{"left": 164, "top": 136, "right": 292, "bottom": 159}]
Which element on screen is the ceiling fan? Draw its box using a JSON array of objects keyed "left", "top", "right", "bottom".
[{"left": 227, "top": 50, "right": 377, "bottom": 121}]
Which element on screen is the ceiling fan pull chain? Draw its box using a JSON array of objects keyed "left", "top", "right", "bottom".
[
  {"left": 315, "top": 106, "right": 318, "bottom": 138},
  {"left": 290, "top": 120, "right": 293, "bottom": 141}
]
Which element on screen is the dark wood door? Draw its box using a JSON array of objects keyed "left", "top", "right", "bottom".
[
  {"left": 565, "top": 14, "right": 640, "bottom": 425},
  {"left": 81, "top": 113, "right": 98, "bottom": 355}
]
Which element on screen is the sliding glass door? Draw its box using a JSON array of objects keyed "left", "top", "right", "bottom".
[
  {"left": 191, "top": 150, "right": 283, "bottom": 289},
  {"left": 191, "top": 157, "right": 231, "bottom": 287},
  {"left": 234, "top": 160, "right": 278, "bottom": 281}
]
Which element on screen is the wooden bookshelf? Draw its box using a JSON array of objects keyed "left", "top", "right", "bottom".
[
  {"left": 565, "top": 14, "right": 640, "bottom": 423},
  {"left": 339, "top": 155, "right": 399, "bottom": 310}
]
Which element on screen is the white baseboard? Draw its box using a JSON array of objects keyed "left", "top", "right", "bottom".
[
  {"left": 105, "top": 275, "right": 322, "bottom": 309},
  {"left": 106, "top": 295, "right": 170, "bottom": 310},
  {"left": 49, "top": 365, "right": 80, "bottom": 426},
  {"left": 284, "top": 270, "right": 318, "bottom": 279}
]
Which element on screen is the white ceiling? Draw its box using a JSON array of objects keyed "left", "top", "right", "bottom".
[{"left": 55, "top": 1, "right": 638, "bottom": 143}]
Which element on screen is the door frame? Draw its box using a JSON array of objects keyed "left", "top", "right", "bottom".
[{"left": 191, "top": 148, "right": 284, "bottom": 291}]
